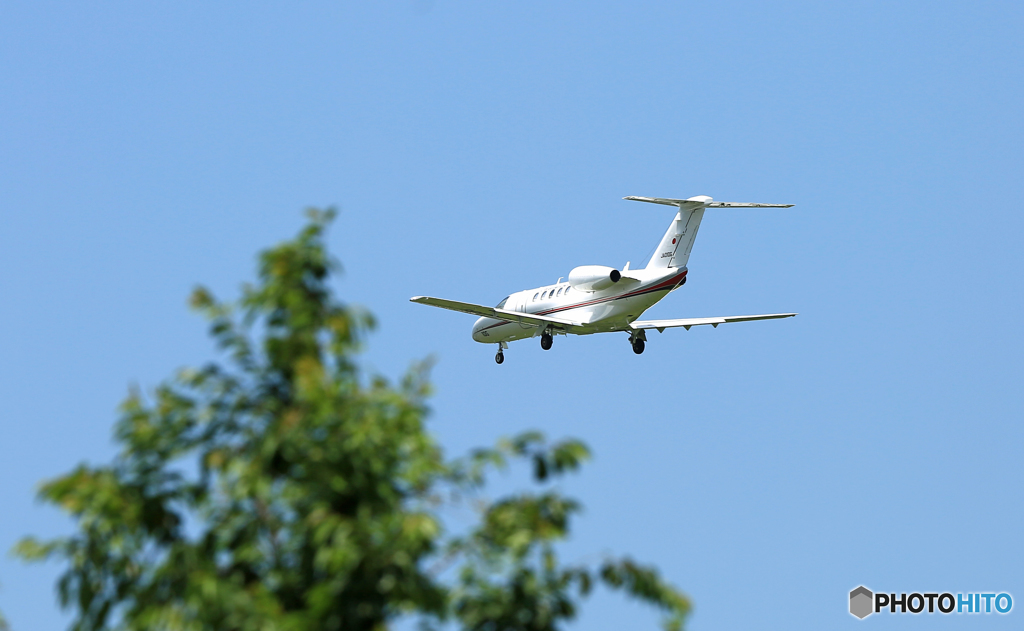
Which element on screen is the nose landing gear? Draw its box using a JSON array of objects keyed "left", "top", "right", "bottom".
[{"left": 495, "top": 351, "right": 504, "bottom": 364}]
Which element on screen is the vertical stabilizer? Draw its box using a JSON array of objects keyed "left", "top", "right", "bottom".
[{"left": 646, "top": 203, "right": 706, "bottom": 269}]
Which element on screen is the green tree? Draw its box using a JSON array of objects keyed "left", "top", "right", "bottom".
[{"left": 16, "top": 211, "right": 690, "bottom": 631}]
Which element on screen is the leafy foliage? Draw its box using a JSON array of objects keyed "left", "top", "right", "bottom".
[{"left": 16, "top": 210, "right": 690, "bottom": 631}]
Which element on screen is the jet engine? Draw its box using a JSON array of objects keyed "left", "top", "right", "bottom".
[{"left": 567, "top": 265, "right": 621, "bottom": 292}]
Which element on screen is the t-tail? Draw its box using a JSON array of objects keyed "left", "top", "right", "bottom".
[{"left": 624, "top": 195, "right": 794, "bottom": 270}]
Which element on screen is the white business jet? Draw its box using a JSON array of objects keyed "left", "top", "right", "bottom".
[{"left": 411, "top": 195, "right": 796, "bottom": 364}]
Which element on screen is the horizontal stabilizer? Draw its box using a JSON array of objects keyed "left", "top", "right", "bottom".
[
  {"left": 631, "top": 312, "right": 797, "bottom": 332},
  {"left": 624, "top": 195, "right": 793, "bottom": 208}
]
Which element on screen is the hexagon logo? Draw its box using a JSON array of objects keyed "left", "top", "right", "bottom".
[{"left": 850, "top": 586, "right": 874, "bottom": 619}]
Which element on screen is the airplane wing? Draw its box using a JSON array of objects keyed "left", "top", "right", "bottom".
[
  {"left": 631, "top": 313, "right": 797, "bottom": 332},
  {"left": 410, "top": 296, "right": 587, "bottom": 332}
]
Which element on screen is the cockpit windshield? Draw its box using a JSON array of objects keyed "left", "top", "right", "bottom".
[{"left": 496, "top": 296, "right": 509, "bottom": 309}]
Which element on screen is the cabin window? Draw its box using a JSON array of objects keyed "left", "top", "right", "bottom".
[
  {"left": 557, "top": 287, "right": 563, "bottom": 297},
  {"left": 533, "top": 293, "right": 539, "bottom": 301},
  {"left": 496, "top": 296, "right": 509, "bottom": 309},
  {"left": 542, "top": 291, "right": 548, "bottom": 299},
  {"left": 565, "top": 286, "right": 571, "bottom": 294}
]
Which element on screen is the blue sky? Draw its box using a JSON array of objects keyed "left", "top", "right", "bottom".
[{"left": 1, "top": 2, "right": 1022, "bottom": 629}]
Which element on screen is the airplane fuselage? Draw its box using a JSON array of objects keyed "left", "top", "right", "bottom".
[{"left": 471, "top": 266, "right": 688, "bottom": 343}]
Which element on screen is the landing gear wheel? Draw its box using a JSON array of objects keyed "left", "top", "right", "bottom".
[
  {"left": 632, "top": 339, "right": 645, "bottom": 355},
  {"left": 540, "top": 333, "right": 553, "bottom": 350},
  {"left": 495, "top": 352, "right": 504, "bottom": 364}
]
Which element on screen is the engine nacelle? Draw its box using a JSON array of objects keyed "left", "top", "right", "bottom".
[{"left": 568, "top": 265, "right": 621, "bottom": 292}]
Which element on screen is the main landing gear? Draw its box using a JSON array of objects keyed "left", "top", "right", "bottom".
[
  {"left": 540, "top": 332, "right": 553, "bottom": 351},
  {"left": 495, "top": 341, "right": 508, "bottom": 365},
  {"left": 629, "top": 330, "right": 647, "bottom": 355}
]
